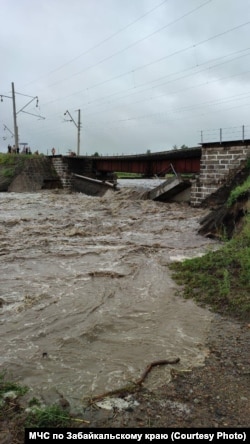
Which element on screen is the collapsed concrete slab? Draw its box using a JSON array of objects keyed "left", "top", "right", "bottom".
[
  {"left": 72, "top": 173, "right": 117, "bottom": 196},
  {"left": 147, "top": 175, "right": 191, "bottom": 202}
]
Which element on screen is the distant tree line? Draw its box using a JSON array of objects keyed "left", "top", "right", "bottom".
[
  {"left": 90, "top": 146, "right": 189, "bottom": 156},
  {"left": 172, "top": 144, "right": 188, "bottom": 150}
]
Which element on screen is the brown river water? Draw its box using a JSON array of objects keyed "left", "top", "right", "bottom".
[{"left": 0, "top": 185, "right": 220, "bottom": 412}]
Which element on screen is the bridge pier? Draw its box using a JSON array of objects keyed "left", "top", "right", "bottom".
[{"left": 51, "top": 156, "right": 72, "bottom": 191}]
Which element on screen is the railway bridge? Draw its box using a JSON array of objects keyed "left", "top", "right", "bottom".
[
  {"left": 63, "top": 147, "right": 201, "bottom": 180},
  {"left": 51, "top": 140, "right": 250, "bottom": 206}
]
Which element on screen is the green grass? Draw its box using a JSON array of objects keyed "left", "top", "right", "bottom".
[
  {"left": 116, "top": 172, "right": 143, "bottom": 179},
  {"left": 170, "top": 174, "right": 250, "bottom": 321},
  {"left": 0, "top": 153, "right": 18, "bottom": 165},
  {"left": 25, "top": 404, "right": 71, "bottom": 428},
  {"left": 0, "top": 153, "right": 37, "bottom": 164},
  {"left": 227, "top": 175, "right": 250, "bottom": 206},
  {"left": 0, "top": 372, "right": 28, "bottom": 398},
  {"left": 0, "top": 153, "right": 27, "bottom": 170},
  {"left": 0, "top": 371, "right": 71, "bottom": 430},
  {"left": 169, "top": 212, "right": 250, "bottom": 321},
  {"left": 0, "top": 153, "right": 43, "bottom": 182},
  {"left": 2, "top": 167, "right": 15, "bottom": 177}
]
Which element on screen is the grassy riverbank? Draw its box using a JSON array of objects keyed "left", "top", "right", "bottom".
[
  {"left": 0, "top": 372, "right": 72, "bottom": 438},
  {"left": 169, "top": 179, "right": 250, "bottom": 322}
]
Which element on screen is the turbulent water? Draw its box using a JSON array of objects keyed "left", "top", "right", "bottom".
[{"left": 0, "top": 185, "right": 219, "bottom": 411}]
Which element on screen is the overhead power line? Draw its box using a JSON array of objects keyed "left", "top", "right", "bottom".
[
  {"left": 42, "top": 21, "right": 250, "bottom": 109},
  {"left": 81, "top": 47, "right": 250, "bottom": 113},
  {"left": 86, "top": 101, "right": 250, "bottom": 131},
  {"left": 79, "top": 21, "right": 250, "bottom": 93},
  {"left": 84, "top": 68, "right": 250, "bottom": 126},
  {"left": 48, "top": 0, "right": 213, "bottom": 89},
  {"left": 22, "top": 0, "right": 171, "bottom": 88},
  {"left": 84, "top": 90, "right": 250, "bottom": 127}
]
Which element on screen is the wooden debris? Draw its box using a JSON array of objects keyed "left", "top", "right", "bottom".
[{"left": 88, "top": 357, "right": 180, "bottom": 404}]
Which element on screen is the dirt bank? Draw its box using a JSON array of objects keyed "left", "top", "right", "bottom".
[{"left": 78, "top": 315, "right": 249, "bottom": 429}]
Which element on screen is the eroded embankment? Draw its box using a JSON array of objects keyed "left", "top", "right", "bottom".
[{"left": 0, "top": 155, "right": 61, "bottom": 191}]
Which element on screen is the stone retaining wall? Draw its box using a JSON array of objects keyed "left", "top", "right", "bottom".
[
  {"left": 6, "top": 156, "right": 62, "bottom": 192},
  {"left": 51, "top": 156, "right": 72, "bottom": 190},
  {"left": 191, "top": 144, "right": 250, "bottom": 206}
]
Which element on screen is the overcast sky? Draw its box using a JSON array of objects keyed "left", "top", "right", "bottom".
[{"left": 1, "top": 0, "right": 250, "bottom": 155}]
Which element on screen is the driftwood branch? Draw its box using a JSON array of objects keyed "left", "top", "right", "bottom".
[
  {"left": 88, "top": 357, "right": 180, "bottom": 404},
  {"left": 135, "top": 358, "right": 180, "bottom": 385}
]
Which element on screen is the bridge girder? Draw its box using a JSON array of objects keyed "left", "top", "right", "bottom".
[{"left": 63, "top": 147, "right": 201, "bottom": 177}]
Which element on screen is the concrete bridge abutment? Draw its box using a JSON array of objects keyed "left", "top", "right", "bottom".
[{"left": 190, "top": 141, "right": 250, "bottom": 207}]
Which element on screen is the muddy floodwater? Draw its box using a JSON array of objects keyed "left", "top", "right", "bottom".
[{"left": 0, "top": 186, "right": 220, "bottom": 411}]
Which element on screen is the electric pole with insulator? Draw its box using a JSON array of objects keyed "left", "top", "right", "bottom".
[{"left": 64, "top": 109, "right": 81, "bottom": 155}]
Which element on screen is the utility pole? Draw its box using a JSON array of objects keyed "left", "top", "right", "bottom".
[
  {"left": 0, "top": 82, "right": 45, "bottom": 149},
  {"left": 12, "top": 82, "right": 19, "bottom": 149},
  {"left": 77, "top": 109, "right": 81, "bottom": 156},
  {"left": 64, "top": 109, "right": 81, "bottom": 155}
]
